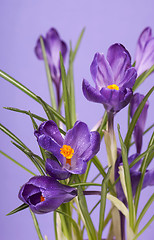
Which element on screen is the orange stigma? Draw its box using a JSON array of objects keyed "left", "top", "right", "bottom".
[
  {"left": 107, "top": 84, "right": 119, "bottom": 90},
  {"left": 60, "top": 145, "right": 74, "bottom": 166},
  {"left": 40, "top": 195, "right": 45, "bottom": 202}
]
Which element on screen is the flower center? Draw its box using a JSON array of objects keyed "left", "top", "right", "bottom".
[
  {"left": 40, "top": 195, "right": 45, "bottom": 202},
  {"left": 60, "top": 145, "right": 74, "bottom": 166},
  {"left": 107, "top": 84, "right": 119, "bottom": 90}
]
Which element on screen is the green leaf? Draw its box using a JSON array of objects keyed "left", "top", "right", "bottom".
[
  {"left": 124, "top": 86, "right": 154, "bottom": 151},
  {"left": 98, "top": 167, "right": 111, "bottom": 240},
  {"left": 0, "top": 123, "right": 28, "bottom": 149},
  {"left": 72, "top": 28, "right": 85, "bottom": 61},
  {"left": 133, "top": 215, "right": 154, "bottom": 240},
  {"left": 37, "top": 96, "right": 57, "bottom": 123},
  {"left": 133, "top": 64, "right": 154, "bottom": 91},
  {"left": 118, "top": 125, "right": 135, "bottom": 228},
  {"left": 0, "top": 150, "right": 36, "bottom": 175},
  {"left": 92, "top": 156, "right": 116, "bottom": 196},
  {"left": 77, "top": 186, "right": 97, "bottom": 240},
  {"left": 0, "top": 70, "right": 65, "bottom": 123},
  {"left": 4, "top": 107, "right": 47, "bottom": 122},
  {"left": 7, "top": 203, "right": 29, "bottom": 216},
  {"left": 30, "top": 209, "right": 44, "bottom": 240},
  {"left": 134, "top": 131, "right": 154, "bottom": 215},
  {"left": 11, "top": 141, "right": 45, "bottom": 175},
  {"left": 40, "top": 36, "right": 57, "bottom": 110},
  {"left": 60, "top": 53, "right": 72, "bottom": 130},
  {"left": 56, "top": 209, "right": 82, "bottom": 240},
  {"left": 135, "top": 194, "right": 154, "bottom": 232},
  {"left": 98, "top": 112, "right": 107, "bottom": 139}
]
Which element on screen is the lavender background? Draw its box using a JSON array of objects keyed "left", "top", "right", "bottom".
[{"left": 0, "top": 0, "right": 154, "bottom": 239}]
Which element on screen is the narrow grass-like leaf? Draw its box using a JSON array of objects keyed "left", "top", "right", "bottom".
[
  {"left": 7, "top": 203, "right": 28, "bottom": 216},
  {"left": 0, "top": 150, "right": 36, "bottom": 175},
  {"left": 30, "top": 209, "right": 44, "bottom": 240},
  {"left": 67, "top": 43, "right": 76, "bottom": 125},
  {"left": 4, "top": 107, "right": 47, "bottom": 122},
  {"left": 124, "top": 86, "right": 154, "bottom": 150},
  {"left": 133, "top": 215, "right": 154, "bottom": 240},
  {"left": 133, "top": 65, "right": 154, "bottom": 91},
  {"left": 98, "top": 111, "right": 107, "bottom": 139},
  {"left": 37, "top": 96, "right": 57, "bottom": 123},
  {"left": 72, "top": 28, "right": 85, "bottom": 61},
  {"left": 118, "top": 125, "right": 135, "bottom": 228},
  {"left": 92, "top": 156, "right": 116, "bottom": 196},
  {"left": 134, "top": 131, "right": 154, "bottom": 214},
  {"left": 56, "top": 209, "right": 82, "bottom": 240},
  {"left": 11, "top": 141, "right": 45, "bottom": 175},
  {"left": 135, "top": 194, "right": 154, "bottom": 232},
  {"left": 98, "top": 167, "right": 111, "bottom": 240},
  {"left": 40, "top": 37, "right": 57, "bottom": 110},
  {"left": 0, "top": 123, "right": 28, "bottom": 149},
  {"left": 77, "top": 186, "right": 97, "bottom": 240},
  {"left": 70, "top": 182, "right": 101, "bottom": 188},
  {"left": 60, "top": 53, "right": 71, "bottom": 130},
  {"left": 0, "top": 70, "right": 65, "bottom": 123},
  {"left": 53, "top": 212, "right": 58, "bottom": 240},
  {"left": 130, "top": 123, "right": 154, "bottom": 147}
]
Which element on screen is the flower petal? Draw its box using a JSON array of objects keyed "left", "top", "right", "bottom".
[
  {"left": 46, "top": 158, "right": 71, "bottom": 180},
  {"left": 90, "top": 53, "right": 114, "bottom": 89},
  {"left": 82, "top": 79, "right": 105, "bottom": 103},
  {"left": 107, "top": 44, "right": 131, "bottom": 84}
]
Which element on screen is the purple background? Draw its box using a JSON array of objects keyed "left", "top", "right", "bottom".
[{"left": 0, "top": 0, "right": 154, "bottom": 239}]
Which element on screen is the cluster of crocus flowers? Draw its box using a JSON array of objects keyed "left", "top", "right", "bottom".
[
  {"left": 35, "top": 28, "right": 67, "bottom": 104},
  {"left": 134, "top": 27, "right": 154, "bottom": 76},
  {"left": 82, "top": 43, "right": 137, "bottom": 114},
  {"left": 18, "top": 120, "right": 100, "bottom": 213}
]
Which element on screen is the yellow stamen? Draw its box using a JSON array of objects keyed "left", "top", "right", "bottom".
[
  {"left": 40, "top": 195, "right": 45, "bottom": 202},
  {"left": 60, "top": 145, "right": 74, "bottom": 166},
  {"left": 107, "top": 84, "right": 119, "bottom": 90}
]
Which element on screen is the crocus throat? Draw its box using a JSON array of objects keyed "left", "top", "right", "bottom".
[
  {"left": 60, "top": 145, "right": 74, "bottom": 166},
  {"left": 107, "top": 84, "right": 119, "bottom": 90},
  {"left": 40, "top": 195, "right": 45, "bottom": 202}
]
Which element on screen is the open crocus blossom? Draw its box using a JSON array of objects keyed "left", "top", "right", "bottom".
[
  {"left": 135, "top": 27, "right": 154, "bottom": 76},
  {"left": 35, "top": 28, "right": 67, "bottom": 103},
  {"left": 130, "top": 93, "right": 149, "bottom": 154},
  {"left": 18, "top": 176, "right": 77, "bottom": 214},
  {"left": 82, "top": 44, "right": 137, "bottom": 114},
  {"left": 34, "top": 120, "right": 100, "bottom": 175},
  {"left": 115, "top": 150, "right": 154, "bottom": 202}
]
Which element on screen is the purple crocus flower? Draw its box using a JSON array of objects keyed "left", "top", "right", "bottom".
[
  {"left": 82, "top": 44, "right": 137, "bottom": 114},
  {"left": 35, "top": 120, "right": 100, "bottom": 175},
  {"left": 18, "top": 176, "right": 77, "bottom": 214},
  {"left": 130, "top": 93, "right": 149, "bottom": 154},
  {"left": 135, "top": 27, "right": 154, "bottom": 76},
  {"left": 35, "top": 28, "right": 67, "bottom": 104},
  {"left": 115, "top": 150, "right": 154, "bottom": 202}
]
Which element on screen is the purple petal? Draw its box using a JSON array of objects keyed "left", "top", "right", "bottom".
[
  {"left": 35, "top": 120, "right": 64, "bottom": 146},
  {"left": 143, "top": 169, "right": 154, "bottom": 188},
  {"left": 46, "top": 158, "right": 71, "bottom": 180},
  {"left": 82, "top": 79, "right": 105, "bottom": 103},
  {"left": 34, "top": 36, "right": 50, "bottom": 60},
  {"left": 130, "top": 93, "right": 149, "bottom": 153},
  {"left": 64, "top": 155, "right": 87, "bottom": 174},
  {"left": 19, "top": 176, "right": 77, "bottom": 214},
  {"left": 119, "top": 67, "right": 137, "bottom": 89},
  {"left": 64, "top": 121, "right": 91, "bottom": 158},
  {"left": 135, "top": 27, "right": 152, "bottom": 71},
  {"left": 90, "top": 53, "right": 114, "bottom": 89},
  {"left": 107, "top": 44, "right": 131, "bottom": 84}
]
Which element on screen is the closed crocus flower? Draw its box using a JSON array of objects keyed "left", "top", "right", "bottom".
[
  {"left": 115, "top": 151, "right": 154, "bottom": 202},
  {"left": 130, "top": 93, "right": 149, "bottom": 154},
  {"left": 35, "top": 28, "right": 67, "bottom": 104},
  {"left": 35, "top": 120, "right": 100, "bottom": 175},
  {"left": 135, "top": 27, "right": 154, "bottom": 76},
  {"left": 82, "top": 44, "right": 137, "bottom": 114},
  {"left": 18, "top": 176, "right": 77, "bottom": 214}
]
